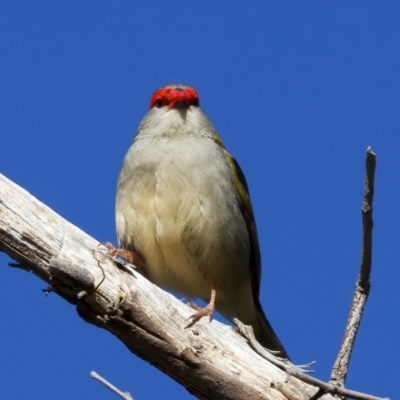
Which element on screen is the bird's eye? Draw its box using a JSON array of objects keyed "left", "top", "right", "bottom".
[
  {"left": 154, "top": 98, "right": 164, "bottom": 108},
  {"left": 192, "top": 97, "right": 199, "bottom": 107}
]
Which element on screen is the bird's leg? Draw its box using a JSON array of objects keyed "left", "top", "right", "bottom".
[
  {"left": 100, "top": 242, "right": 146, "bottom": 267},
  {"left": 188, "top": 289, "right": 216, "bottom": 323}
]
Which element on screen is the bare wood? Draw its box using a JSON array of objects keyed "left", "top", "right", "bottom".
[
  {"left": 0, "top": 170, "right": 387, "bottom": 400},
  {"left": 330, "top": 147, "right": 376, "bottom": 386},
  {"left": 0, "top": 172, "right": 324, "bottom": 399},
  {"left": 91, "top": 371, "right": 134, "bottom": 400},
  {"left": 235, "top": 320, "right": 387, "bottom": 400}
]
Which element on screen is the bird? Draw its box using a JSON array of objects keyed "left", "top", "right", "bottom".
[{"left": 113, "top": 83, "right": 289, "bottom": 359}]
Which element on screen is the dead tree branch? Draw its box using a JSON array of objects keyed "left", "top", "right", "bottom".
[
  {"left": 91, "top": 371, "right": 134, "bottom": 400},
  {"left": 330, "top": 147, "right": 376, "bottom": 387},
  {"left": 0, "top": 161, "right": 386, "bottom": 400},
  {"left": 235, "top": 320, "right": 385, "bottom": 400},
  {"left": 0, "top": 172, "right": 323, "bottom": 399}
]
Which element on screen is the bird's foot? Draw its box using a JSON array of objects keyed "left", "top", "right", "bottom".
[
  {"left": 187, "top": 301, "right": 215, "bottom": 324},
  {"left": 100, "top": 242, "right": 145, "bottom": 267}
]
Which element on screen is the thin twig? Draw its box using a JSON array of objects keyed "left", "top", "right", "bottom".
[
  {"left": 90, "top": 371, "right": 134, "bottom": 400},
  {"left": 235, "top": 319, "right": 388, "bottom": 400},
  {"left": 330, "top": 147, "right": 376, "bottom": 386}
]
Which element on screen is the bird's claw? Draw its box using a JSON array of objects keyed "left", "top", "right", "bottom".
[
  {"left": 99, "top": 242, "right": 119, "bottom": 258},
  {"left": 99, "top": 242, "right": 145, "bottom": 267},
  {"left": 187, "top": 301, "right": 215, "bottom": 324}
]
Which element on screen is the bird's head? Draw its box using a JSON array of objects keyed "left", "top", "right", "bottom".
[
  {"left": 137, "top": 84, "right": 217, "bottom": 141},
  {"left": 149, "top": 84, "right": 200, "bottom": 110}
]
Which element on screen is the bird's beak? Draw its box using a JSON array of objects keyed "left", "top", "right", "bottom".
[{"left": 168, "top": 89, "right": 190, "bottom": 110}]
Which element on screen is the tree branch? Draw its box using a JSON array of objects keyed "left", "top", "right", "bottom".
[
  {"left": 0, "top": 172, "right": 322, "bottom": 399},
  {"left": 235, "top": 320, "right": 386, "bottom": 400},
  {"left": 0, "top": 165, "right": 386, "bottom": 400},
  {"left": 330, "top": 147, "right": 376, "bottom": 386},
  {"left": 91, "top": 371, "right": 134, "bottom": 400}
]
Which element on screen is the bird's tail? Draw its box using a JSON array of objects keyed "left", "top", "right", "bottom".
[{"left": 253, "top": 297, "right": 290, "bottom": 360}]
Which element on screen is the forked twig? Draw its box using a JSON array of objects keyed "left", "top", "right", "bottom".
[{"left": 235, "top": 320, "right": 387, "bottom": 400}]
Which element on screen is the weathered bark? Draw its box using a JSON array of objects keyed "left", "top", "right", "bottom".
[
  {"left": 0, "top": 172, "right": 331, "bottom": 400},
  {"left": 330, "top": 147, "right": 376, "bottom": 386}
]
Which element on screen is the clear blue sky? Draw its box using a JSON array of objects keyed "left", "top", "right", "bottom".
[{"left": 0, "top": 2, "right": 398, "bottom": 399}]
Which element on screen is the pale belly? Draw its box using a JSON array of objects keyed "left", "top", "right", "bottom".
[{"left": 116, "top": 136, "right": 251, "bottom": 307}]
